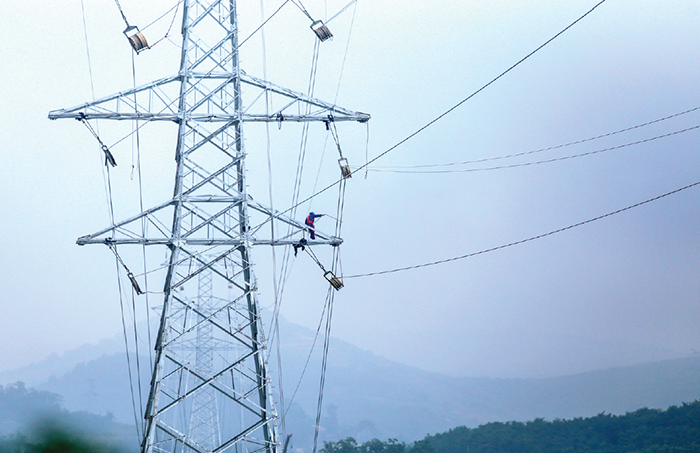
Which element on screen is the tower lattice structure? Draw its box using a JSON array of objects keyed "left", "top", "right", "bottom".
[
  {"left": 189, "top": 266, "right": 220, "bottom": 451},
  {"left": 49, "top": 1, "right": 369, "bottom": 452}
]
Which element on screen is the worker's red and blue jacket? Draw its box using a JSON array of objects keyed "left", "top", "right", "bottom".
[{"left": 305, "top": 212, "right": 323, "bottom": 227}]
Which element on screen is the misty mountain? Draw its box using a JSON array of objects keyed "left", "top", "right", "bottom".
[
  {"left": 4, "top": 323, "right": 700, "bottom": 448},
  {"left": 6, "top": 320, "right": 700, "bottom": 449},
  {"left": 0, "top": 336, "right": 124, "bottom": 387}
]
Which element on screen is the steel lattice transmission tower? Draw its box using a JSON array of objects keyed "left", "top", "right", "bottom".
[
  {"left": 189, "top": 266, "right": 220, "bottom": 451},
  {"left": 49, "top": 1, "right": 369, "bottom": 452}
]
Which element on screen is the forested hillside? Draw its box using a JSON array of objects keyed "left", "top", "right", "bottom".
[
  {"left": 422, "top": 401, "right": 700, "bottom": 453},
  {"left": 321, "top": 401, "right": 700, "bottom": 453},
  {"left": 4, "top": 382, "right": 700, "bottom": 453}
]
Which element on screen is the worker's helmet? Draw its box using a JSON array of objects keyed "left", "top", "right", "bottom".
[{"left": 309, "top": 212, "right": 315, "bottom": 216}]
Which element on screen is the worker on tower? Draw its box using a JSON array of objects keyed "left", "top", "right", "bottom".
[
  {"left": 293, "top": 238, "right": 308, "bottom": 257},
  {"left": 305, "top": 212, "right": 324, "bottom": 239}
]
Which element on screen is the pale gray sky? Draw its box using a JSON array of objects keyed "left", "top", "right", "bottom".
[{"left": 1, "top": 0, "right": 699, "bottom": 378}]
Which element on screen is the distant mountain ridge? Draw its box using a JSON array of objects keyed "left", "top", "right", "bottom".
[
  {"left": 3, "top": 320, "right": 700, "bottom": 450},
  {"left": 0, "top": 336, "right": 124, "bottom": 387}
]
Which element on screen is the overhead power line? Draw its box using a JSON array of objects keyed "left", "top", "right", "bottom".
[
  {"left": 371, "top": 106, "right": 700, "bottom": 171},
  {"left": 366, "top": 123, "right": 700, "bottom": 174},
  {"left": 344, "top": 179, "right": 700, "bottom": 279},
  {"left": 282, "top": 0, "right": 610, "bottom": 216}
]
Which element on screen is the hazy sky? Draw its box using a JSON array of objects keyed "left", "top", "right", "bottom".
[{"left": 1, "top": 0, "right": 700, "bottom": 379}]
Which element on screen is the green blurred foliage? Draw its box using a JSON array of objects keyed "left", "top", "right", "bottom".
[
  {"left": 0, "top": 382, "right": 137, "bottom": 452},
  {"left": 0, "top": 422, "right": 130, "bottom": 452},
  {"left": 322, "top": 437, "right": 407, "bottom": 453}
]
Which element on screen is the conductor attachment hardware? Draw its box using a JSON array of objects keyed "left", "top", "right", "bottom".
[
  {"left": 105, "top": 238, "right": 144, "bottom": 295},
  {"left": 124, "top": 25, "right": 149, "bottom": 53},
  {"left": 324, "top": 271, "right": 344, "bottom": 291},
  {"left": 76, "top": 113, "right": 117, "bottom": 167},
  {"left": 303, "top": 243, "right": 345, "bottom": 291},
  {"left": 127, "top": 271, "right": 144, "bottom": 295},
  {"left": 326, "top": 117, "right": 350, "bottom": 179},
  {"left": 310, "top": 20, "right": 333, "bottom": 41},
  {"left": 338, "top": 157, "right": 352, "bottom": 179}
]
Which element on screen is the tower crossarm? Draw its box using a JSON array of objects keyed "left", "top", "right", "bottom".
[
  {"left": 77, "top": 237, "right": 341, "bottom": 246},
  {"left": 48, "top": 72, "right": 370, "bottom": 123},
  {"left": 75, "top": 195, "right": 341, "bottom": 246},
  {"left": 240, "top": 72, "right": 370, "bottom": 123},
  {"left": 48, "top": 75, "right": 181, "bottom": 121}
]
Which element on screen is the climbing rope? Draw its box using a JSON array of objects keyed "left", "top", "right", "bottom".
[
  {"left": 278, "top": 21, "right": 355, "bottom": 431},
  {"left": 273, "top": 36, "right": 322, "bottom": 304},
  {"left": 257, "top": 0, "right": 289, "bottom": 440},
  {"left": 332, "top": 0, "right": 357, "bottom": 105}
]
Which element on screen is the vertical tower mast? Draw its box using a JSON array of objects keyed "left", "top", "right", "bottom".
[{"left": 49, "top": 1, "right": 369, "bottom": 452}]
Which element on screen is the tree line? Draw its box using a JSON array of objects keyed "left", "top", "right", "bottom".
[
  {"left": 3, "top": 380, "right": 700, "bottom": 453},
  {"left": 322, "top": 401, "right": 700, "bottom": 453}
]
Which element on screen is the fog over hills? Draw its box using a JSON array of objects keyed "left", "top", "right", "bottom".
[
  {"left": 0, "top": 337, "right": 125, "bottom": 388},
  {"left": 2, "top": 319, "right": 700, "bottom": 449}
]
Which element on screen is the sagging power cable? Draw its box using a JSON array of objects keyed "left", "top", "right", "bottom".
[
  {"left": 370, "top": 106, "right": 700, "bottom": 171},
  {"left": 366, "top": 124, "right": 700, "bottom": 174},
  {"left": 344, "top": 179, "right": 700, "bottom": 278}
]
